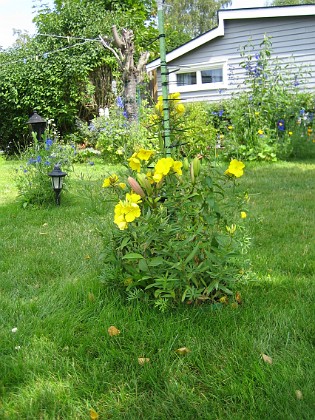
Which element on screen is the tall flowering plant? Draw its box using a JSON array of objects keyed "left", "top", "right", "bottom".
[{"left": 103, "top": 150, "right": 249, "bottom": 310}]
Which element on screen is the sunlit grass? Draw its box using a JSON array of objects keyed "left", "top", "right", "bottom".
[{"left": 0, "top": 156, "right": 314, "bottom": 419}]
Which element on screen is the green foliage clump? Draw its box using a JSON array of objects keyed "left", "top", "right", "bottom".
[
  {"left": 208, "top": 36, "right": 315, "bottom": 161},
  {"left": 15, "top": 130, "right": 75, "bottom": 206},
  {"left": 147, "top": 94, "right": 217, "bottom": 159},
  {"left": 102, "top": 150, "right": 249, "bottom": 310}
]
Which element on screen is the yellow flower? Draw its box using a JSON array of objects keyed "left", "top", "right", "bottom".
[
  {"left": 225, "top": 159, "right": 245, "bottom": 178},
  {"left": 169, "top": 92, "right": 180, "bottom": 100},
  {"left": 128, "top": 155, "right": 141, "bottom": 172},
  {"left": 257, "top": 129, "right": 264, "bottom": 135},
  {"left": 153, "top": 172, "right": 163, "bottom": 183},
  {"left": 241, "top": 211, "right": 247, "bottom": 219},
  {"left": 176, "top": 103, "right": 185, "bottom": 115},
  {"left": 307, "top": 127, "right": 312, "bottom": 135},
  {"left": 154, "top": 157, "right": 174, "bottom": 176},
  {"left": 228, "top": 125, "right": 233, "bottom": 130},
  {"left": 126, "top": 192, "right": 142, "bottom": 204},
  {"left": 136, "top": 149, "right": 155, "bottom": 161},
  {"left": 288, "top": 131, "right": 293, "bottom": 136},
  {"left": 102, "top": 174, "right": 119, "bottom": 187},
  {"left": 255, "top": 111, "right": 260, "bottom": 116},
  {"left": 118, "top": 183, "right": 126, "bottom": 189},
  {"left": 124, "top": 202, "right": 141, "bottom": 222},
  {"left": 116, "top": 149, "right": 124, "bottom": 155},
  {"left": 172, "top": 160, "right": 183, "bottom": 175}
]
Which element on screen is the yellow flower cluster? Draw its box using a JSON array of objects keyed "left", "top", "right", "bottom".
[
  {"left": 114, "top": 193, "right": 142, "bottom": 230},
  {"left": 153, "top": 157, "right": 183, "bottom": 183},
  {"left": 154, "top": 92, "right": 185, "bottom": 117},
  {"left": 128, "top": 148, "right": 155, "bottom": 173},
  {"left": 225, "top": 159, "right": 245, "bottom": 178}
]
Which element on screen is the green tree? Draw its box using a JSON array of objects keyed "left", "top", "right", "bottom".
[
  {"left": 164, "top": 0, "right": 232, "bottom": 50},
  {"left": 267, "top": 0, "right": 315, "bottom": 4}
]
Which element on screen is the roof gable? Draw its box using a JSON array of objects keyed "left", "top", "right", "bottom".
[{"left": 146, "top": 5, "right": 315, "bottom": 72}]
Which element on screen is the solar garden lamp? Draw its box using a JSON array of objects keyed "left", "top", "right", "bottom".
[
  {"left": 48, "top": 164, "right": 67, "bottom": 205},
  {"left": 27, "top": 110, "right": 47, "bottom": 141}
]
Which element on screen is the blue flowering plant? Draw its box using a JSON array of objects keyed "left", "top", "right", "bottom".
[{"left": 15, "top": 130, "right": 76, "bottom": 206}]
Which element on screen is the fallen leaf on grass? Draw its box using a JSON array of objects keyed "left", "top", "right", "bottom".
[
  {"left": 88, "top": 292, "right": 95, "bottom": 302},
  {"left": 90, "top": 408, "right": 99, "bottom": 419},
  {"left": 108, "top": 326, "right": 120, "bottom": 336},
  {"left": 176, "top": 347, "right": 191, "bottom": 355},
  {"left": 295, "top": 390, "right": 303, "bottom": 400},
  {"left": 261, "top": 353, "right": 273, "bottom": 364},
  {"left": 138, "top": 357, "right": 150, "bottom": 365},
  {"left": 235, "top": 291, "right": 242, "bottom": 304}
]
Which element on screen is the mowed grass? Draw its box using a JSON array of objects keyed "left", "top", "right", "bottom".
[{"left": 0, "top": 156, "right": 314, "bottom": 419}]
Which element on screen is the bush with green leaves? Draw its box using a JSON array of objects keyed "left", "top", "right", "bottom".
[
  {"left": 208, "top": 36, "right": 315, "bottom": 160},
  {"left": 147, "top": 94, "right": 217, "bottom": 159},
  {"left": 102, "top": 149, "right": 249, "bottom": 310},
  {"left": 15, "top": 131, "right": 75, "bottom": 206},
  {"left": 70, "top": 100, "right": 152, "bottom": 163}
]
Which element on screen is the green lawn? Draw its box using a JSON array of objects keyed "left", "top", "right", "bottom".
[{"left": 0, "top": 157, "right": 314, "bottom": 419}]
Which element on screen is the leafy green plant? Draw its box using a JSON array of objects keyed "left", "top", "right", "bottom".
[
  {"left": 213, "top": 36, "right": 315, "bottom": 160},
  {"left": 103, "top": 149, "right": 249, "bottom": 309},
  {"left": 15, "top": 131, "right": 75, "bottom": 206}
]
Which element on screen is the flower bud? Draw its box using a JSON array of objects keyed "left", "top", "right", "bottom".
[
  {"left": 190, "top": 162, "right": 195, "bottom": 184},
  {"left": 192, "top": 157, "right": 201, "bottom": 177},
  {"left": 136, "top": 173, "right": 152, "bottom": 195},
  {"left": 183, "top": 157, "right": 190, "bottom": 171},
  {"left": 127, "top": 176, "right": 145, "bottom": 197}
]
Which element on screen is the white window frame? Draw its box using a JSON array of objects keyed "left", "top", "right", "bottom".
[{"left": 169, "top": 59, "right": 228, "bottom": 93}]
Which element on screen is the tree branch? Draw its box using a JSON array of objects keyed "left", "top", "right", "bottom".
[{"left": 98, "top": 35, "right": 122, "bottom": 67}]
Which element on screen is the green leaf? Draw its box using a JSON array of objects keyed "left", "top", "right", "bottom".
[{"left": 122, "top": 253, "right": 144, "bottom": 260}]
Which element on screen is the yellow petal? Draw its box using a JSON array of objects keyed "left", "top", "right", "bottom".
[{"left": 108, "top": 326, "right": 120, "bottom": 336}]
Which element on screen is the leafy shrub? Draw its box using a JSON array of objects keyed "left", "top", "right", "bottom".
[
  {"left": 102, "top": 149, "right": 249, "bottom": 310},
  {"left": 147, "top": 94, "right": 217, "bottom": 159},
  {"left": 15, "top": 132, "right": 75, "bottom": 206},
  {"left": 207, "top": 36, "right": 315, "bottom": 160}
]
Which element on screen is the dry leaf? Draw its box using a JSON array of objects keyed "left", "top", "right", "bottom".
[
  {"left": 90, "top": 408, "right": 99, "bottom": 419},
  {"left": 88, "top": 292, "right": 95, "bottom": 302},
  {"left": 138, "top": 357, "right": 150, "bottom": 365},
  {"left": 85, "top": 255, "right": 91, "bottom": 260},
  {"left": 261, "top": 353, "right": 273, "bottom": 365},
  {"left": 295, "top": 390, "right": 303, "bottom": 400},
  {"left": 108, "top": 326, "right": 120, "bottom": 336},
  {"left": 235, "top": 291, "right": 242, "bottom": 304},
  {"left": 175, "top": 347, "right": 191, "bottom": 355}
]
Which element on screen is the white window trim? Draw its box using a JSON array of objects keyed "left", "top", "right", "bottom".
[{"left": 169, "top": 60, "right": 228, "bottom": 93}]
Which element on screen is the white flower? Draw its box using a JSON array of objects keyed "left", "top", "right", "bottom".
[
  {"left": 15, "top": 346, "right": 21, "bottom": 350},
  {"left": 11, "top": 327, "right": 18, "bottom": 333}
]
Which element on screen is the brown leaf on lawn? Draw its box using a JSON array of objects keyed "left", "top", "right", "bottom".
[
  {"left": 90, "top": 408, "right": 99, "bottom": 419},
  {"left": 138, "top": 357, "right": 150, "bottom": 365},
  {"left": 295, "top": 390, "right": 303, "bottom": 400},
  {"left": 108, "top": 326, "right": 120, "bottom": 336},
  {"left": 88, "top": 292, "right": 95, "bottom": 302},
  {"left": 261, "top": 353, "right": 273, "bottom": 364},
  {"left": 176, "top": 347, "right": 191, "bottom": 355},
  {"left": 235, "top": 291, "right": 242, "bottom": 304}
]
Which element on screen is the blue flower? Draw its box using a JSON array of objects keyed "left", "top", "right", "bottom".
[
  {"left": 255, "top": 53, "right": 260, "bottom": 60},
  {"left": 300, "top": 109, "right": 305, "bottom": 116},
  {"left": 123, "top": 110, "right": 128, "bottom": 118},
  {"left": 36, "top": 155, "right": 42, "bottom": 163},
  {"left": 277, "top": 119, "right": 285, "bottom": 131},
  {"left": 116, "top": 96, "right": 124, "bottom": 109},
  {"left": 44, "top": 161, "right": 50, "bottom": 166},
  {"left": 218, "top": 109, "right": 224, "bottom": 117},
  {"left": 28, "top": 157, "right": 36, "bottom": 164},
  {"left": 88, "top": 161, "right": 95, "bottom": 166}
]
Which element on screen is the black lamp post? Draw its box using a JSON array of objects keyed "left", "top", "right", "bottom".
[
  {"left": 27, "top": 111, "right": 47, "bottom": 141},
  {"left": 48, "top": 164, "right": 67, "bottom": 205}
]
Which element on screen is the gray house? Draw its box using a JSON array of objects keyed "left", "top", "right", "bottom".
[{"left": 146, "top": 5, "right": 315, "bottom": 103}]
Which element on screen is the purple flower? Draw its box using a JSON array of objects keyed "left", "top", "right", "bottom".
[{"left": 123, "top": 110, "right": 128, "bottom": 118}]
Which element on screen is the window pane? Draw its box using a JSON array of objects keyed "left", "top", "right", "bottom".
[
  {"left": 201, "top": 69, "right": 223, "bottom": 84},
  {"left": 177, "top": 72, "right": 197, "bottom": 86}
]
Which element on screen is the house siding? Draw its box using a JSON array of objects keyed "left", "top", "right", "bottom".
[{"left": 155, "top": 15, "right": 315, "bottom": 103}]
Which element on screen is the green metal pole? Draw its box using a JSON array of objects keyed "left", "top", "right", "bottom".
[{"left": 157, "top": 0, "right": 171, "bottom": 156}]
